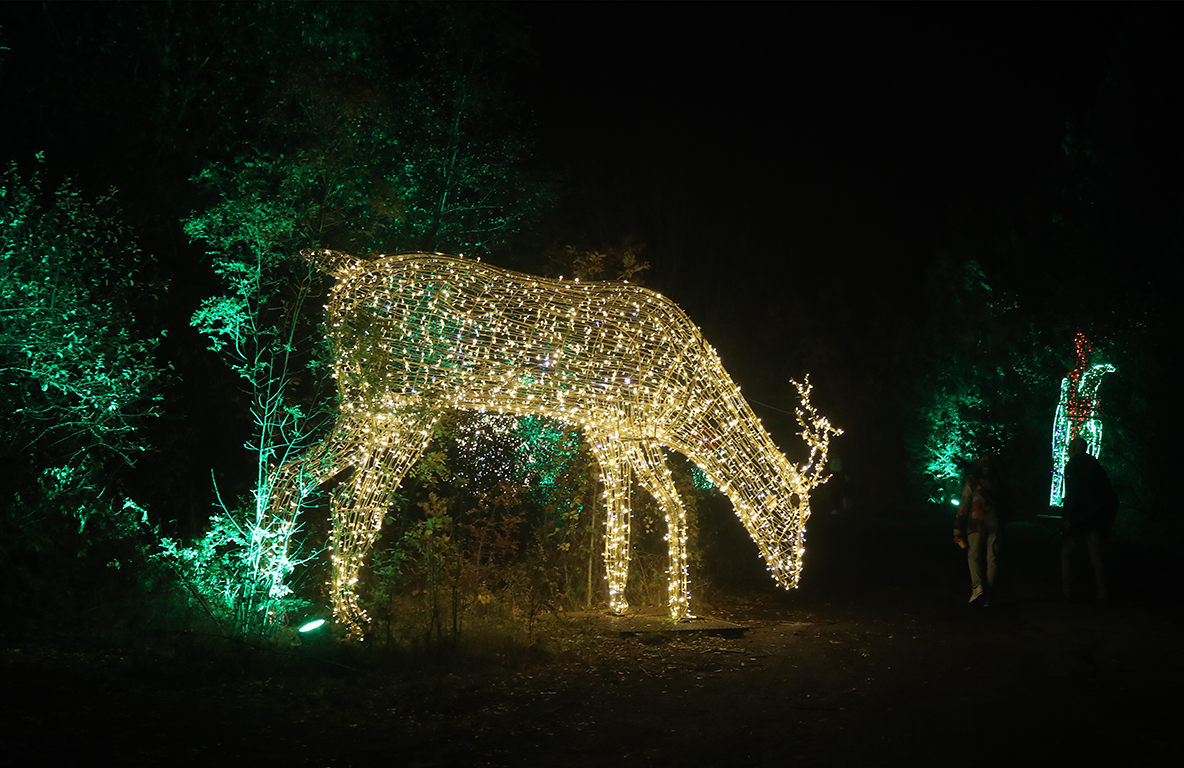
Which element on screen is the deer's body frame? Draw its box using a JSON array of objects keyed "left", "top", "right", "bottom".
[{"left": 270, "top": 250, "right": 837, "bottom": 633}]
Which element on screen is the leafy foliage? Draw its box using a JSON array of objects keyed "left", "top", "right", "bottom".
[
  {"left": 177, "top": 2, "right": 556, "bottom": 261},
  {"left": 182, "top": 159, "right": 335, "bottom": 637},
  {"left": 0, "top": 156, "right": 163, "bottom": 581},
  {"left": 355, "top": 396, "right": 718, "bottom": 648},
  {"left": 544, "top": 239, "right": 651, "bottom": 283},
  {"left": 909, "top": 255, "right": 1059, "bottom": 508},
  {"left": 363, "top": 412, "right": 590, "bottom": 645},
  {"left": 154, "top": 505, "right": 316, "bottom": 637},
  {"left": 174, "top": 3, "right": 558, "bottom": 635}
]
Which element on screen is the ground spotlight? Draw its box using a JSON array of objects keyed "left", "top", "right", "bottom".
[{"left": 299, "top": 618, "right": 327, "bottom": 633}]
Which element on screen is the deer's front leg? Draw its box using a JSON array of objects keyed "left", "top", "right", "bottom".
[
  {"left": 588, "top": 433, "right": 632, "bottom": 615},
  {"left": 626, "top": 441, "right": 691, "bottom": 620}
]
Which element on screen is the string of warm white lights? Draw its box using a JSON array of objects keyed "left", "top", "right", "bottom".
[
  {"left": 269, "top": 250, "right": 841, "bottom": 635},
  {"left": 1049, "top": 333, "right": 1114, "bottom": 507}
]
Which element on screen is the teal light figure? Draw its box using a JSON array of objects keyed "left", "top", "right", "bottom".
[{"left": 1049, "top": 334, "right": 1114, "bottom": 507}]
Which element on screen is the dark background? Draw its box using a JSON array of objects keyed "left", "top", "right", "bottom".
[
  {"left": 3, "top": 9, "right": 1182, "bottom": 762},
  {"left": 516, "top": 4, "right": 1178, "bottom": 516},
  {"left": 1, "top": 1, "right": 1178, "bottom": 532}
]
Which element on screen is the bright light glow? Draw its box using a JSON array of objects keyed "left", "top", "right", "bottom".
[
  {"left": 1049, "top": 334, "right": 1114, "bottom": 506},
  {"left": 270, "top": 250, "right": 841, "bottom": 635},
  {"left": 298, "top": 618, "right": 326, "bottom": 633}
]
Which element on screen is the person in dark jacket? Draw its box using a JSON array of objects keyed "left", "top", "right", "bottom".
[
  {"left": 954, "top": 454, "right": 1002, "bottom": 606},
  {"left": 1062, "top": 437, "right": 1114, "bottom": 602}
]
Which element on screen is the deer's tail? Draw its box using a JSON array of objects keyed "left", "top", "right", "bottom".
[{"left": 300, "top": 248, "right": 368, "bottom": 276}]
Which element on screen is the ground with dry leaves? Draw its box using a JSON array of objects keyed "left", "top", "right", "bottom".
[{"left": 5, "top": 514, "right": 1179, "bottom": 766}]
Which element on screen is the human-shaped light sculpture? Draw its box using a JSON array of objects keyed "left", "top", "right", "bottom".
[
  {"left": 1049, "top": 333, "right": 1114, "bottom": 507},
  {"left": 269, "top": 250, "right": 841, "bottom": 635}
]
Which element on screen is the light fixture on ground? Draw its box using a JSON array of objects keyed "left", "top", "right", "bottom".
[{"left": 298, "top": 618, "right": 327, "bottom": 633}]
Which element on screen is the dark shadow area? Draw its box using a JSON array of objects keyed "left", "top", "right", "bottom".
[{"left": 5, "top": 510, "right": 1177, "bottom": 766}]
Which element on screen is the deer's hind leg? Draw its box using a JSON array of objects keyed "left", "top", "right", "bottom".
[
  {"left": 329, "top": 409, "right": 441, "bottom": 635},
  {"left": 258, "top": 418, "right": 367, "bottom": 607},
  {"left": 587, "top": 433, "right": 633, "bottom": 615},
  {"left": 625, "top": 441, "right": 692, "bottom": 620}
]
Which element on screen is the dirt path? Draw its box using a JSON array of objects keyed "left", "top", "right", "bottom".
[{"left": 5, "top": 514, "right": 1180, "bottom": 766}]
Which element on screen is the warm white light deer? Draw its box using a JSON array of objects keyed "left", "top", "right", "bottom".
[{"left": 270, "top": 250, "right": 840, "bottom": 634}]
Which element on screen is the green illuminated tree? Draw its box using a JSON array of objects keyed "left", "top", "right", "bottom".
[
  {"left": 0, "top": 156, "right": 164, "bottom": 593},
  {"left": 173, "top": 3, "right": 555, "bottom": 634},
  {"left": 177, "top": 169, "right": 330, "bottom": 637},
  {"left": 909, "top": 254, "right": 1058, "bottom": 507},
  {"left": 178, "top": 2, "right": 554, "bottom": 260}
]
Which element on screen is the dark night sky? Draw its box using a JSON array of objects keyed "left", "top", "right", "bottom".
[
  {"left": 514, "top": 4, "right": 1119, "bottom": 287},
  {"left": 1, "top": 2, "right": 1176, "bottom": 512},
  {"left": 499, "top": 4, "right": 1139, "bottom": 425},
  {"left": 494, "top": 3, "right": 1178, "bottom": 484},
  {"left": 0, "top": 3, "right": 1151, "bottom": 328}
]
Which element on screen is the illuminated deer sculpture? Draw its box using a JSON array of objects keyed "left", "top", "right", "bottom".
[{"left": 270, "top": 250, "right": 841, "bottom": 634}]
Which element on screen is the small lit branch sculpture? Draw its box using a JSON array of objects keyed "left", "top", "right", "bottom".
[
  {"left": 1049, "top": 333, "right": 1115, "bottom": 507},
  {"left": 269, "top": 250, "right": 841, "bottom": 635}
]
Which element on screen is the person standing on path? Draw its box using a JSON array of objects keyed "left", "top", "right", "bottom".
[
  {"left": 954, "top": 454, "right": 1002, "bottom": 606},
  {"left": 1062, "top": 437, "right": 1116, "bottom": 602}
]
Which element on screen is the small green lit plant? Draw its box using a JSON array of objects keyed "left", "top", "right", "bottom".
[
  {"left": 155, "top": 502, "right": 318, "bottom": 637},
  {"left": 183, "top": 159, "right": 338, "bottom": 631},
  {"left": 1, "top": 155, "right": 164, "bottom": 595}
]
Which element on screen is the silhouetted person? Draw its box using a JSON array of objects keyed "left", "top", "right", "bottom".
[
  {"left": 1062, "top": 437, "right": 1115, "bottom": 602},
  {"left": 953, "top": 453, "right": 1003, "bottom": 606}
]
